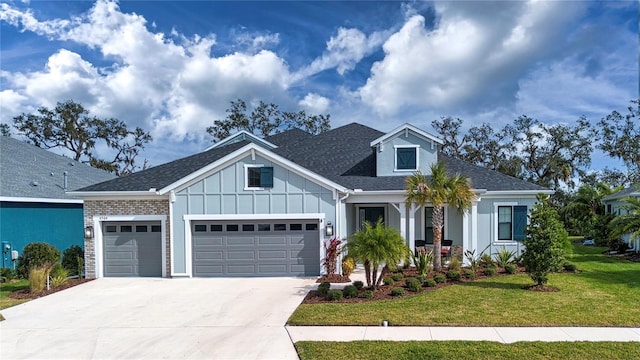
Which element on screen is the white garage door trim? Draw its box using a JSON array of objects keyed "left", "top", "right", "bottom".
[
  {"left": 183, "top": 213, "right": 325, "bottom": 278},
  {"left": 92, "top": 215, "right": 167, "bottom": 278}
]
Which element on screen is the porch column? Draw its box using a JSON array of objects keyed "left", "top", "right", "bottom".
[
  {"left": 391, "top": 203, "right": 407, "bottom": 243},
  {"left": 462, "top": 210, "right": 469, "bottom": 266},
  {"left": 471, "top": 201, "right": 478, "bottom": 252},
  {"left": 408, "top": 203, "right": 419, "bottom": 252}
]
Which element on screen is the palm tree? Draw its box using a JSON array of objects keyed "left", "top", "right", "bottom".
[
  {"left": 561, "top": 183, "right": 620, "bottom": 235},
  {"left": 346, "top": 219, "right": 411, "bottom": 289},
  {"left": 609, "top": 191, "right": 640, "bottom": 250},
  {"left": 405, "top": 162, "right": 476, "bottom": 272}
]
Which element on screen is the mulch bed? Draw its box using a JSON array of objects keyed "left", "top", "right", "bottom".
[
  {"left": 316, "top": 274, "right": 351, "bottom": 283},
  {"left": 303, "top": 266, "right": 534, "bottom": 304},
  {"left": 8, "top": 278, "right": 93, "bottom": 300},
  {"left": 523, "top": 284, "right": 559, "bottom": 292}
]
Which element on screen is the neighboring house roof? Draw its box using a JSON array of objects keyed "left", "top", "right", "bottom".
[
  {"left": 0, "top": 136, "right": 116, "bottom": 201},
  {"left": 75, "top": 123, "right": 548, "bottom": 193},
  {"left": 603, "top": 185, "right": 640, "bottom": 201}
]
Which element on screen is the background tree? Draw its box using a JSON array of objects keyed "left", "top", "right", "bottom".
[
  {"left": 559, "top": 183, "right": 619, "bottom": 236},
  {"left": 0, "top": 123, "right": 11, "bottom": 136},
  {"left": 13, "top": 100, "right": 151, "bottom": 175},
  {"left": 597, "top": 99, "right": 640, "bottom": 185},
  {"left": 346, "top": 219, "right": 410, "bottom": 289},
  {"left": 522, "top": 195, "right": 570, "bottom": 287},
  {"left": 206, "top": 99, "right": 331, "bottom": 142},
  {"left": 405, "top": 162, "right": 476, "bottom": 272},
  {"left": 609, "top": 188, "right": 640, "bottom": 249}
]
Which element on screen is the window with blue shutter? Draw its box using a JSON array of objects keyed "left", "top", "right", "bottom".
[
  {"left": 513, "top": 205, "right": 527, "bottom": 241},
  {"left": 396, "top": 147, "right": 417, "bottom": 170}
]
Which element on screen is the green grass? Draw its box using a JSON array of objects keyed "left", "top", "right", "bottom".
[
  {"left": 295, "top": 341, "right": 640, "bottom": 360},
  {"left": 288, "top": 245, "right": 640, "bottom": 326},
  {"left": 0, "top": 279, "right": 29, "bottom": 310}
]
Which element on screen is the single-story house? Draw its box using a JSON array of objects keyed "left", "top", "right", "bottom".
[
  {"left": 70, "top": 123, "right": 551, "bottom": 278},
  {"left": 603, "top": 185, "right": 639, "bottom": 252},
  {"left": 0, "top": 136, "right": 115, "bottom": 268}
]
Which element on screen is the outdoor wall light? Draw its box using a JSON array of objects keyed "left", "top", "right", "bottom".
[
  {"left": 325, "top": 222, "right": 334, "bottom": 237},
  {"left": 84, "top": 226, "right": 94, "bottom": 239}
]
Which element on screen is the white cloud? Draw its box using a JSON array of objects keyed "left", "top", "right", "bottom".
[
  {"left": 298, "top": 93, "right": 330, "bottom": 114},
  {"left": 358, "top": 1, "right": 587, "bottom": 115}
]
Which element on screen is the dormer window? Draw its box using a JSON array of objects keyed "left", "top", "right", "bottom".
[{"left": 395, "top": 145, "right": 418, "bottom": 171}]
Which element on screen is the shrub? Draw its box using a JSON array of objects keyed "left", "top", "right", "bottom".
[
  {"left": 322, "top": 238, "right": 343, "bottom": 275},
  {"left": 445, "top": 270, "right": 461, "bottom": 281},
  {"left": 390, "top": 287, "right": 405, "bottom": 296},
  {"left": 0, "top": 268, "right": 16, "bottom": 283},
  {"left": 504, "top": 263, "right": 517, "bottom": 274},
  {"left": 463, "top": 269, "right": 475, "bottom": 279},
  {"left": 391, "top": 273, "right": 403, "bottom": 282},
  {"left": 448, "top": 257, "right": 461, "bottom": 271},
  {"left": 50, "top": 263, "right": 68, "bottom": 288},
  {"left": 341, "top": 257, "right": 355, "bottom": 276},
  {"left": 326, "top": 289, "right": 343, "bottom": 301},
  {"left": 362, "top": 290, "right": 374, "bottom": 299},
  {"left": 62, "top": 245, "right": 84, "bottom": 277},
  {"left": 433, "top": 273, "right": 446, "bottom": 284},
  {"left": 353, "top": 280, "right": 364, "bottom": 290},
  {"left": 592, "top": 213, "right": 616, "bottom": 246},
  {"left": 317, "top": 282, "right": 330, "bottom": 297},
  {"left": 405, "top": 277, "right": 422, "bottom": 292},
  {"left": 608, "top": 238, "right": 630, "bottom": 254},
  {"left": 464, "top": 249, "right": 480, "bottom": 272},
  {"left": 17, "top": 243, "right": 61, "bottom": 278},
  {"left": 29, "top": 266, "right": 48, "bottom": 293},
  {"left": 480, "top": 253, "right": 494, "bottom": 268},
  {"left": 383, "top": 277, "right": 395, "bottom": 286},
  {"left": 342, "top": 285, "right": 358, "bottom": 298},
  {"left": 424, "top": 279, "right": 437, "bottom": 287},
  {"left": 417, "top": 275, "right": 426, "bottom": 283},
  {"left": 483, "top": 267, "right": 497, "bottom": 276},
  {"left": 522, "top": 194, "right": 569, "bottom": 285},
  {"left": 494, "top": 247, "right": 516, "bottom": 267},
  {"left": 563, "top": 262, "right": 577, "bottom": 272},
  {"left": 413, "top": 249, "right": 434, "bottom": 276}
]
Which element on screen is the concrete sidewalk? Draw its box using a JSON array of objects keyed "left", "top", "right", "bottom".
[{"left": 287, "top": 326, "right": 640, "bottom": 343}]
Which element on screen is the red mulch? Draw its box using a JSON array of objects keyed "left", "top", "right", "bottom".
[
  {"left": 8, "top": 278, "right": 93, "bottom": 300},
  {"left": 303, "top": 265, "right": 567, "bottom": 304},
  {"left": 523, "top": 284, "right": 559, "bottom": 292},
  {"left": 316, "top": 274, "right": 351, "bottom": 283}
]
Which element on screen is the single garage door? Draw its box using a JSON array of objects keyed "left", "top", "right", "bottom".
[
  {"left": 192, "top": 220, "right": 320, "bottom": 277},
  {"left": 103, "top": 222, "right": 162, "bottom": 277}
]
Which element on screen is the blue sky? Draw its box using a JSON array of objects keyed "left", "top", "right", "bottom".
[{"left": 1, "top": 0, "right": 637, "bottom": 172}]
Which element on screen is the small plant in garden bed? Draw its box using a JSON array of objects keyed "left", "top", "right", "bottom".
[
  {"left": 342, "top": 285, "right": 358, "bottom": 299},
  {"left": 317, "top": 282, "right": 330, "bottom": 297},
  {"left": 353, "top": 280, "right": 364, "bottom": 290},
  {"left": 424, "top": 279, "right": 437, "bottom": 287},
  {"left": 383, "top": 277, "right": 394, "bottom": 286},
  {"left": 434, "top": 273, "right": 447, "bottom": 283},
  {"left": 361, "top": 290, "right": 373, "bottom": 299},
  {"left": 391, "top": 287, "right": 405, "bottom": 296},
  {"left": 463, "top": 269, "right": 475, "bottom": 279},
  {"left": 391, "top": 273, "right": 404, "bottom": 282},
  {"left": 504, "top": 263, "right": 517, "bottom": 274},
  {"left": 446, "top": 270, "right": 461, "bottom": 281},
  {"left": 563, "top": 263, "right": 577, "bottom": 272},
  {"left": 326, "top": 289, "right": 343, "bottom": 301},
  {"left": 483, "top": 267, "right": 497, "bottom": 276},
  {"left": 405, "top": 277, "right": 422, "bottom": 292}
]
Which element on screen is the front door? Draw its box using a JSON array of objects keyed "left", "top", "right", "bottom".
[
  {"left": 425, "top": 207, "right": 444, "bottom": 244},
  {"left": 359, "top": 207, "right": 385, "bottom": 229}
]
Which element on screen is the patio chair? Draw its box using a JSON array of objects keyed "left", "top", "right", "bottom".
[
  {"left": 414, "top": 239, "right": 426, "bottom": 256},
  {"left": 441, "top": 239, "right": 453, "bottom": 260}
]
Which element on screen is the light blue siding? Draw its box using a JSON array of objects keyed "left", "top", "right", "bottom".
[
  {"left": 375, "top": 132, "right": 439, "bottom": 177},
  {"left": 173, "top": 154, "right": 336, "bottom": 274},
  {"left": 476, "top": 197, "right": 538, "bottom": 257}
]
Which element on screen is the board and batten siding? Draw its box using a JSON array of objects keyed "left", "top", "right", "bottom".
[
  {"left": 476, "top": 196, "right": 538, "bottom": 257},
  {"left": 375, "top": 132, "right": 438, "bottom": 177},
  {"left": 171, "top": 154, "right": 336, "bottom": 274}
]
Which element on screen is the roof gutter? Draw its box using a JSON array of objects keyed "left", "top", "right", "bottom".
[{"left": 66, "top": 190, "right": 165, "bottom": 197}]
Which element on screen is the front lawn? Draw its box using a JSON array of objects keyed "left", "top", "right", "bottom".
[
  {"left": 296, "top": 341, "right": 640, "bottom": 360},
  {"left": 288, "top": 245, "right": 640, "bottom": 326},
  {"left": 0, "top": 279, "right": 29, "bottom": 310}
]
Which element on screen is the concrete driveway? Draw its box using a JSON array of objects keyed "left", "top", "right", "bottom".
[{"left": 0, "top": 277, "right": 316, "bottom": 359}]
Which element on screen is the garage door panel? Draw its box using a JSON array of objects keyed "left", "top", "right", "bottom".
[
  {"left": 192, "top": 220, "right": 320, "bottom": 277},
  {"left": 195, "top": 251, "right": 223, "bottom": 260},
  {"left": 103, "top": 222, "right": 162, "bottom": 277},
  {"left": 194, "top": 236, "right": 223, "bottom": 246}
]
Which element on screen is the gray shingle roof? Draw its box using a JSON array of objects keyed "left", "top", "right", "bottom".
[
  {"left": 74, "top": 123, "right": 547, "bottom": 193},
  {"left": 0, "top": 137, "right": 116, "bottom": 200},
  {"left": 603, "top": 185, "right": 640, "bottom": 201}
]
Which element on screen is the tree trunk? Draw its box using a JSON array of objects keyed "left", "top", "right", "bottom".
[
  {"left": 433, "top": 206, "right": 444, "bottom": 272},
  {"left": 371, "top": 262, "right": 378, "bottom": 289},
  {"left": 364, "top": 260, "right": 371, "bottom": 287},
  {"left": 375, "top": 265, "right": 389, "bottom": 289}
]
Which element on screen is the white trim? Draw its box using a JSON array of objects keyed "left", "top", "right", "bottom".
[
  {"left": 203, "top": 130, "right": 278, "bottom": 151},
  {"left": 471, "top": 202, "right": 478, "bottom": 254},
  {"left": 0, "top": 196, "right": 83, "bottom": 204},
  {"left": 92, "top": 215, "right": 167, "bottom": 279},
  {"left": 184, "top": 213, "right": 324, "bottom": 221},
  {"left": 484, "top": 190, "right": 553, "bottom": 197},
  {"left": 67, "top": 191, "right": 164, "bottom": 197},
  {"left": 169, "top": 193, "right": 175, "bottom": 277},
  {"left": 158, "top": 143, "right": 348, "bottom": 195},
  {"left": 494, "top": 202, "right": 518, "bottom": 243},
  {"left": 243, "top": 164, "right": 267, "bottom": 191},
  {"left": 394, "top": 145, "right": 419, "bottom": 172},
  {"left": 370, "top": 123, "right": 444, "bottom": 147}
]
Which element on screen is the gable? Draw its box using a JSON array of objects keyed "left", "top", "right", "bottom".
[
  {"left": 203, "top": 130, "right": 277, "bottom": 152},
  {"left": 371, "top": 126, "right": 440, "bottom": 177}
]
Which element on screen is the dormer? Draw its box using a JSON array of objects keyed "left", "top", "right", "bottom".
[
  {"left": 203, "top": 130, "right": 278, "bottom": 152},
  {"left": 370, "top": 123, "right": 443, "bottom": 177}
]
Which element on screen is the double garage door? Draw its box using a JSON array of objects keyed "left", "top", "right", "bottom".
[
  {"left": 102, "top": 222, "right": 162, "bottom": 277},
  {"left": 192, "top": 220, "right": 320, "bottom": 277}
]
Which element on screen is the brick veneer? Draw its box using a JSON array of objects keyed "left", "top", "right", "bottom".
[{"left": 83, "top": 199, "right": 170, "bottom": 278}]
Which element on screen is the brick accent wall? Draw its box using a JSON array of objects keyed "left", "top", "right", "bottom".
[{"left": 83, "top": 199, "right": 170, "bottom": 278}]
